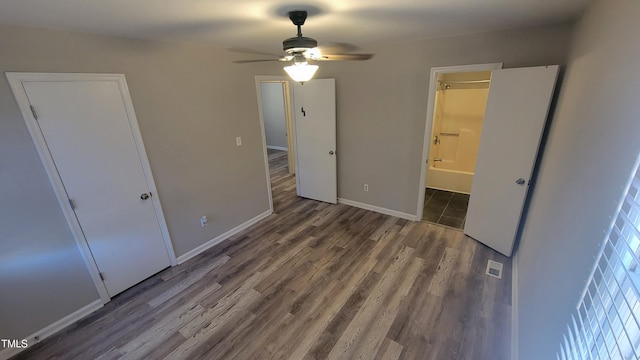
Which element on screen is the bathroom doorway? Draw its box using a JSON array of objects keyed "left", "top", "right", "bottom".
[
  {"left": 256, "top": 76, "right": 295, "bottom": 175},
  {"left": 418, "top": 64, "right": 502, "bottom": 228}
]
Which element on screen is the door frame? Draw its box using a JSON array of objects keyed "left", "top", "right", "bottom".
[
  {"left": 416, "top": 63, "right": 503, "bottom": 221},
  {"left": 255, "top": 76, "right": 296, "bottom": 174},
  {"left": 255, "top": 76, "right": 296, "bottom": 213},
  {"left": 6, "top": 72, "right": 177, "bottom": 303}
]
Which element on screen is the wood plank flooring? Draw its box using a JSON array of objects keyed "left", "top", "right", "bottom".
[{"left": 13, "top": 149, "right": 511, "bottom": 360}]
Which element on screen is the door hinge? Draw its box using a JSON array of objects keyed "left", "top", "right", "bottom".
[
  {"left": 29, "top": 105, "right": 39, "bottom": 120},
  {"left": 99, "top": 272, "right": 105, "bottom": 281},
  {"left": 68, "top": 198, "right": 76, "bottom": 210}
]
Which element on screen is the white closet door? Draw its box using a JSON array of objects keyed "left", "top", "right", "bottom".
[{"left": 22, "top": 79, "right": 171, "bottom": 296}]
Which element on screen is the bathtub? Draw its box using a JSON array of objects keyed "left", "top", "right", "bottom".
[{"left": 425, "top": 166, "right": 474, "bottom": 194}]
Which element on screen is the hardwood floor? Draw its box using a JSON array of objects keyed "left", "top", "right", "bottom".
[{"left": 14, "top": 149, "right": 511, "bottom": 360}]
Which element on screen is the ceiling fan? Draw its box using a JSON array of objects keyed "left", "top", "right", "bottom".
[{"left": 233, "top": 10, "right": 373, "bottom": 82}]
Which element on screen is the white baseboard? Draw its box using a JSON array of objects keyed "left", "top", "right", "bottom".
[
  {"left": 176, "top": 209, "right": 273, "bottom": 264},
  {"left": 0, "top": 300, "right": 103, "bottom": 360},
  {"left": 266, "top": 145, "right": 288, "bottom": 151},
  {"left": 511, "top": 252, "right": 519, "bottom": 360},
  {"left": 337, "top": 198, "right": 418, "bottom": 221}
]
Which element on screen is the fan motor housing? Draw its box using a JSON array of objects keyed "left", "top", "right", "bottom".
[{"left": 283, "top": 36, "right": 318, "bottom": 53}]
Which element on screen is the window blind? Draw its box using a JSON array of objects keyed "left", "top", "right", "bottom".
[{"left": 559, "top": 161, "right": 640, "bottom": 360}]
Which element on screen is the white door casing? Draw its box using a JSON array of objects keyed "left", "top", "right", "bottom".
[
  {"left": 7, "top": 73, "right": 175, "bottom": 300},
  {"left": 464, "top": 65, "right": 559, "bottom": 256},
  {"left": 292, "top": 79, "right": 337, "bottom": 204}
]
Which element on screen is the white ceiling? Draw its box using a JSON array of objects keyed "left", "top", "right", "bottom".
[{"left": 0, "top": 0, "right": 589, "bottom": 54}]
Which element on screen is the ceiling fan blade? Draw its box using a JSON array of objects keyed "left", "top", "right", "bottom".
[
  {"left": 227, "top": 47, "right": 282, "bottom": 57},
  {"left": 233, "top": 58, "right": 283, "bottom": 64},
  {"left": 312, "top": 54, "right": 374, "bottom": 61},
  {"left": 315, "top": 42, "right": 360, "bottom": 55}
]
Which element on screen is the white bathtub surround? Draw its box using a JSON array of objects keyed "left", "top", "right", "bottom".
[
  {"left": 425, "top": 72, "right": 490, "bottom": 195},
  {"left": 426, "top": 167, "right": 474, "bottom": 194}
]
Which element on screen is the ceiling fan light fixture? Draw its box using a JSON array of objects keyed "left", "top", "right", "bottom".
[
  {"left": 304, "top": 48, "right": 321, "bottom": 59},
  {"left": 284, "top": 62, "right": 318, "bottom": 83},
  {"left": 231, "top": 10, "right": 374, "bottom": 67}
]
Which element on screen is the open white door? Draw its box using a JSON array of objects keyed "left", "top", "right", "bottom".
[
  {"left": 292, "top": 79, "right": 337, "bottom": 203},
  {"left": 464, "top": 66, "right": 559, "bottom": 256}
]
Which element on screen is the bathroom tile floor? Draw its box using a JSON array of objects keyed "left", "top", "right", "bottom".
[{"left": 422, "top": 188, "right": 470, "bottom": 230}]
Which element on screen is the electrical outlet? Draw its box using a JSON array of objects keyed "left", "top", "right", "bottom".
[
  {"left": 200, "top": 216, "right": 208, "bottom": 227},
  {"left": 363, "top": 184, "right": 369, "bottom": 192},
  {"left": 236, "top": 136, "right": 242, "bottom": 146}
]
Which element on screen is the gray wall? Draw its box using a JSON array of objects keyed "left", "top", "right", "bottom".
[
  {"left": 0, "top": 87, "right": 99, "bottom": 338},
  {"left": 311, "top": 22, "right": 574, "bottom": 215},
  {"left": 516, "top": 1, "right": 640, "bottom": 359},
  {"left": 1, "top": 19, "right": 576, "bottom": 343},
  {"left": 259, "top": 82, "right": 288, "bottom": 149},
  {"left": 0, "top": 24, "right": 270, "bottom": 340}
]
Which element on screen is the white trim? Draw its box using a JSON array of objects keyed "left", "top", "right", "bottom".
[
  {"left": 512, "top": 251, "right": 519, "bottom": 360},
  {"left": 0, "top": 300, "right": 103, "bottom": 360},
  {"left": 416, "top": 63, "right": 503, "bottom": 221},
  {"left": 5, "top": 72, "right": 177, "bottom": 303},
  {"left": 338, "top": 198, "right": 418, "bottom": 221},
  {"left": 266, "top": 145, "right": 288, "bottom": 151},
  {"left": 176, "top": 209, "right": 273, "bottom": 264}
]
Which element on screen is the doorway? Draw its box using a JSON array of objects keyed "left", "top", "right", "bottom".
[
  {"left": 256, "top": 77, "right": 295, "bottom": 175},
  {"left": 420, "top": 65, "right": 559, "bottom": 255},
  {"left": 417, "top": 63, "right": 503, "bottom": 226},
  {"left": 256, "top": 76, "right": 295, "bottom": 212},
  {"left": 256, "top": 76, "right": 338, "bottom": 207},
  {"left": 422, "top": 71, "right": 492, "bottom": 229}
]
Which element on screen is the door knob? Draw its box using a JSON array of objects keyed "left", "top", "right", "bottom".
[
  {"left": 516, "top": 178, "right": 526, "bottom": 185},
  {"left": 329, "top": 150, "right": 334, "bottom": 155},
  {"left": 140, "top": 193, "right": 150, "bottom": 200}
]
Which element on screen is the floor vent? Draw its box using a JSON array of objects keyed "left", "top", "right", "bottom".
[{"left": 486, "top": 260, "right": 503, "bottom": 279}]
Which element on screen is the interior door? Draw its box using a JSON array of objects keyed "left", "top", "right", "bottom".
[
  {"left": 291, "top": 79, "right": 337, "bottom": 203},
  {"left": 464, "top": 66, "right": 559, "bottom": 256},
  {"left": 22, "top": 80, "right": 171, "bottom": 296}
]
